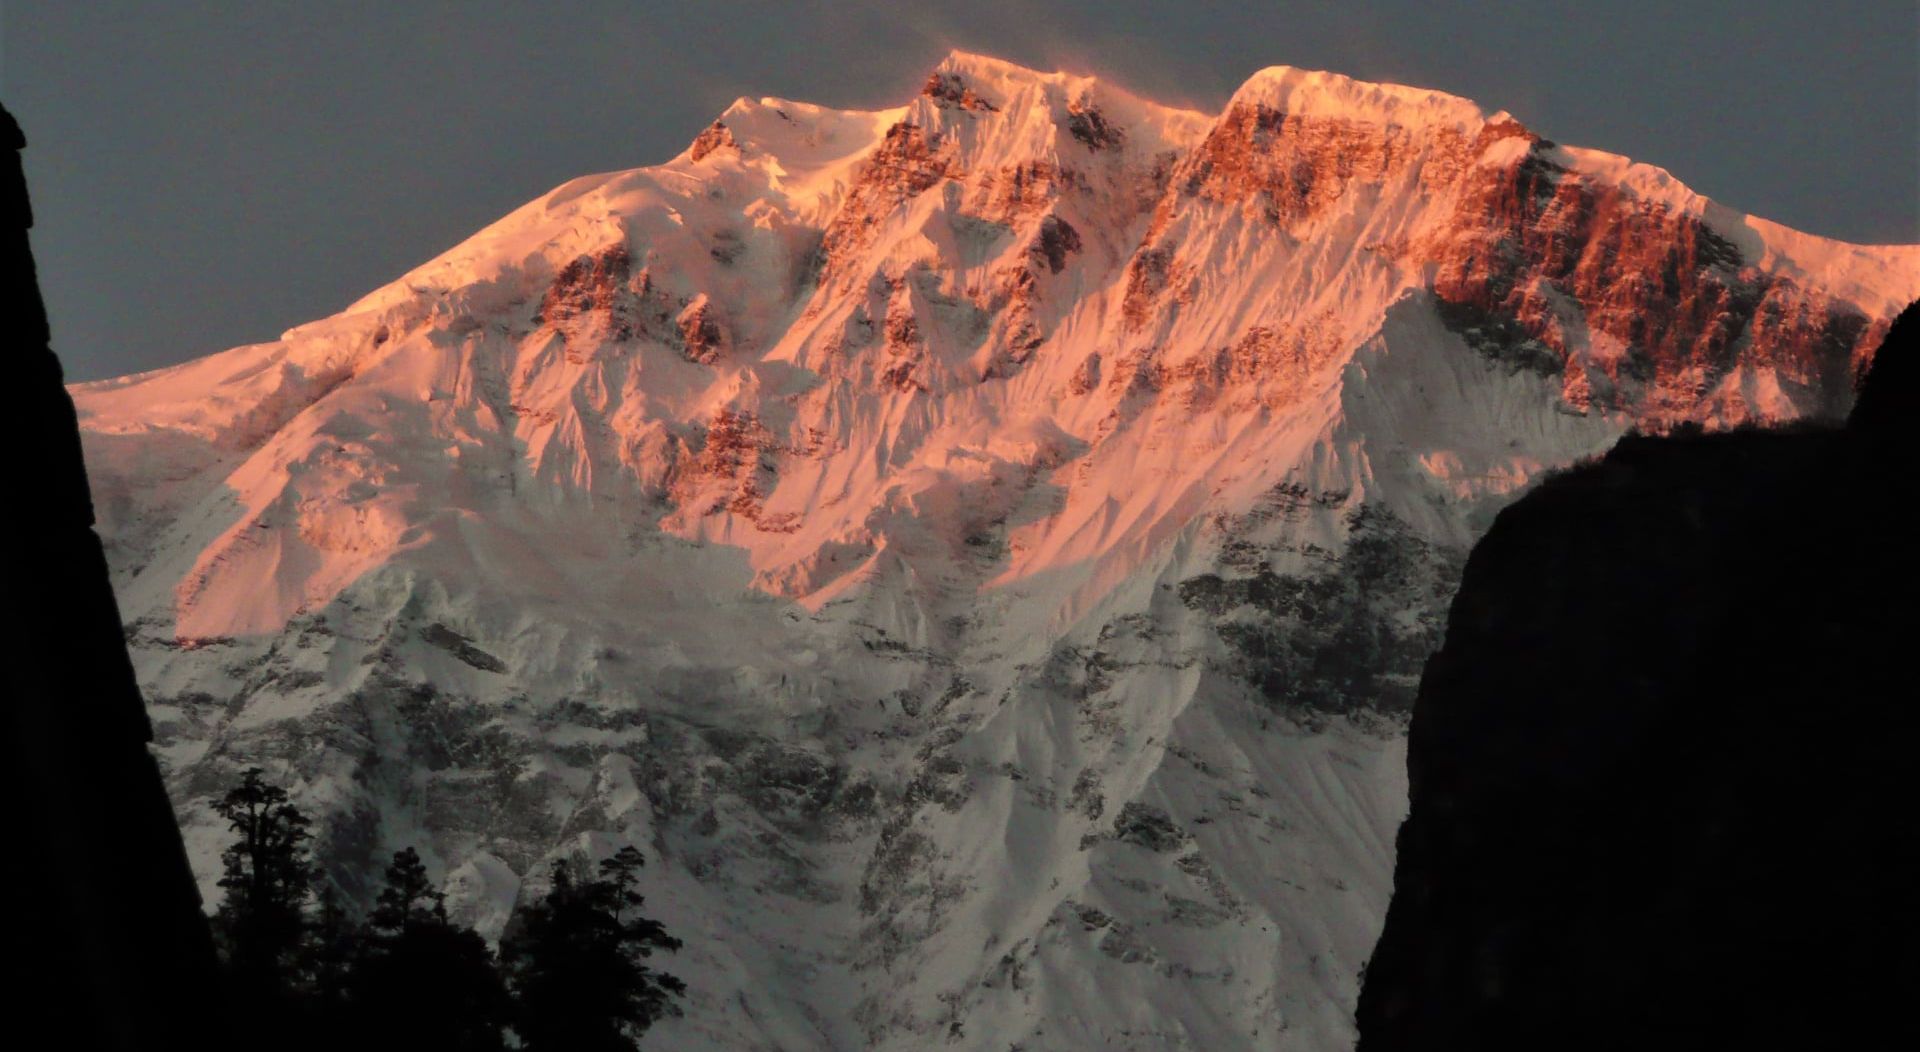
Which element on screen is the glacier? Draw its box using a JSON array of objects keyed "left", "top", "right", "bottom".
[{"left": 72, "top": 52, "right": 1917, "bottom": 1050}]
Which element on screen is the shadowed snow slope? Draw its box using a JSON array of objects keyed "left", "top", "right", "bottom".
[{"left": 75, "top": 51, "right": 1917, "bottom": 1050}]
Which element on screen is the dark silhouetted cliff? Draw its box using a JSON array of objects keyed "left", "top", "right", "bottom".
[
  {"left": 1356, "top": 302, "right": 1918, "bottom": 1048},
  {"left": 1, "top": 104, "right": 222, "bottom": 1048}
]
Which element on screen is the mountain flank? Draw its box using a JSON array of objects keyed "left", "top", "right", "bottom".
[
  {"left": 2, "top": 102, "right": 221, "bottom": 1049},
  {"left": 1359, "top": 302, "right": 1918, "bottom": 1048},
  {"left": 65, "top": 52, "right": 1920, "bottom": 1049}
]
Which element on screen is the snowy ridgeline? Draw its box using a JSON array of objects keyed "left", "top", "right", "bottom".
[{"left": 74, "top": 51, "right": 1915, "bottom": 1050}]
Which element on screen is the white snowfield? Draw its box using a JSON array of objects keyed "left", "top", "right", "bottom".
[{"left": 75, "top": 51, "right": 1916, "bottom": 1050}]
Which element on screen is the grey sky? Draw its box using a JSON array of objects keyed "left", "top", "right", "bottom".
[{"left": 4, "top": 1, "right": 1915, "bottom": 382}]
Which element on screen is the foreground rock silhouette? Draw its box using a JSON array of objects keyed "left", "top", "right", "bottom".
[
  {"left": 0, "top": 103, "right": 222, "bottom": 1047},
  {"left": 1357, "top": 302, "right": 1918, "bottom": 1047}
]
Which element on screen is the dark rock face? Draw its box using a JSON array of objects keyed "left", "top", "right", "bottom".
[
  {"left": 1181, "top": 504, "right": 1462, "bottom": 714},
  {"left": 1, "top": 105, "right": 223, "bottom": 1047},
  {"left": 1183, "top": 104, "right": 1408, "bottom": 225},
  {"left": 1356, "top": 302, "right": 1919, "bottom": 1048},
  {"left": 922, "top": 72, "right": 997, "bottom": 113},
  {"left": 1430, "top": 142, "right": 1875, "bottom": 420},
  {"left": 1029, "top": 214, "right": 1082, "bottom": 274},
  {"left": 1111, "top": 802, "right": 1188, "bottom": 852},
  {"left": 687, "top": 119, "right": 738, "bottom": 162},
  {"left": 817, "top": 121, "right": 958, "bottom": 285},
  {"left": 1064, "top": 96, "right": 1124, "bottom": 151},
  {"left": 538, "top": 242, "right": 635, "bottom": 336},
  {"left": 677, "top": 296, "right": 728, "bottom": 363},
  {"left": 1174, "top": 100, "right": 1877, "bottom": 424},
  {"left": 420, "top": 622, "right": 508, "bottom": 673}
]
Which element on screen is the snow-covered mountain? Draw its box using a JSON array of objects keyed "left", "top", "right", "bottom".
[{"left": 75, "top": 52, "right": 1916, "bottom": 1050}]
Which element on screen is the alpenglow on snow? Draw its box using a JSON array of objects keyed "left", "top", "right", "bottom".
[{"left": 74, "top": 52, "right": 1918, "bottom": 1051}]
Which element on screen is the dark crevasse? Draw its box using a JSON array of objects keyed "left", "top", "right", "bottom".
[{"left": 1355, "top": 300, "right": 1918, "bottom": 1048}]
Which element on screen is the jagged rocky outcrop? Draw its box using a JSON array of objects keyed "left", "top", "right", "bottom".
[
  {"left": 1357, "top": 303, "right": 1918, "bottom": 1048},
  {"left": 1, "top": 104, "right": 222, "bottom": 1048},
  {"left": 65, "top": 52, "right": 1919, "bottom": 1050}
]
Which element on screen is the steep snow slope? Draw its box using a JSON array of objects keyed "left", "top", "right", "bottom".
[{"left": 76, "top": 52, "right": 1916, "bottom": 1050}]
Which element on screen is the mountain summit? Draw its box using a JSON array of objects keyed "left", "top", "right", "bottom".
[{"left": 74, "top": 53, "right": 1917, "bottom": 1050}]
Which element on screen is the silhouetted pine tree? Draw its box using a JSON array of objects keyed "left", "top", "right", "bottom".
[
  {"left": 306, "top": 884, "right": 355, "bottom": 1001},
  {"left": 301, "top": 884, "right": 359, "bottom": 1050},
  {"left": 369, "top": 846, "right": 438, "bottom": 930},
  {"left": 350, "top": 847, "right": 510, "bottom": 1051},
  {"left": 502, "top": 847, "right": 685, "bottom": 1051},
  {"left": 211, "top": 767, "right": 314, "bottom": 1015}
]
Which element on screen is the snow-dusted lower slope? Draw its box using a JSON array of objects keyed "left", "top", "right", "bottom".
[{"left": 76, "top": 52, "right": 1915, "bottom": 1050}]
